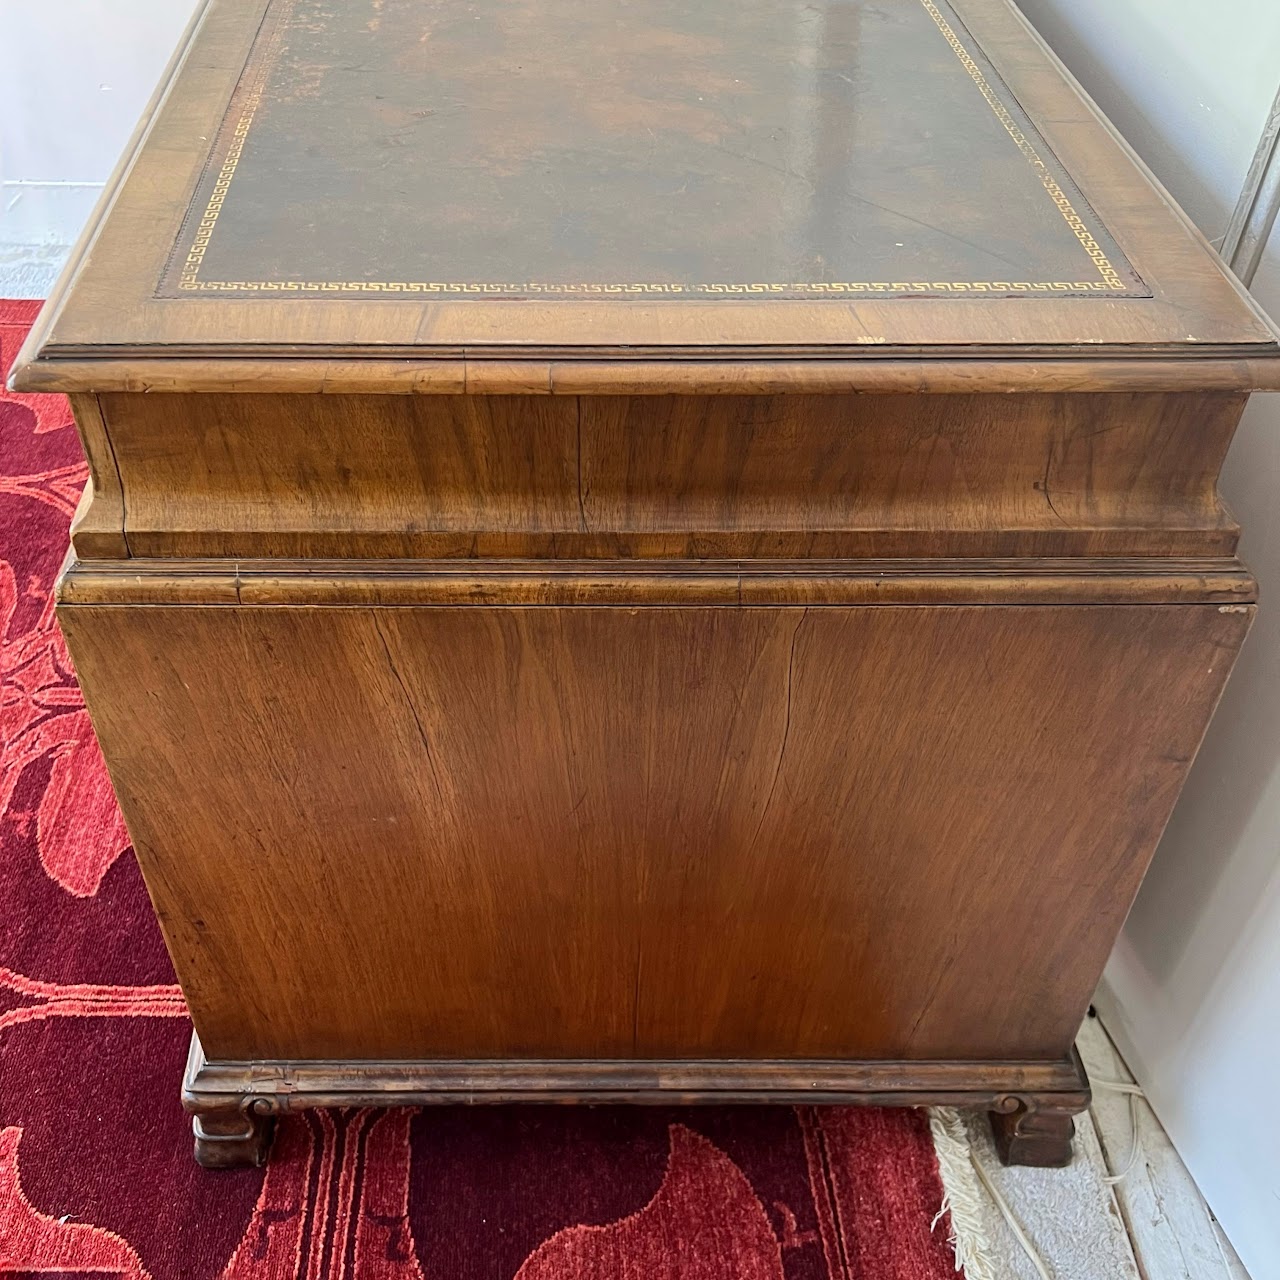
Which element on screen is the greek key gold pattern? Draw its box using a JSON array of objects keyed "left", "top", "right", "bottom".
[
  {"left": 178, "top": 279, "right": 1122, "bottom": 294},
  {"left": 181, "top": 111, "right": 257, "bottom": 286},
  {"left": 177, "top": 0, "right": 291, "bottom": 292},
  {"left": 917, "top": 0, "right": 1124, "bottom": 291},
  {"left": 172, "top": 0, "right": 1136, "bottom": 299}
]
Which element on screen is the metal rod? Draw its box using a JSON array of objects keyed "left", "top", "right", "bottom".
[{"left": 1222, "top": 83, "right": 1280, "bottom": 287}]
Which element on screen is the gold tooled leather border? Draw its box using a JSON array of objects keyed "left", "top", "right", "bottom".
[{"left": 162, "top": 0, "right": 1150, "bottom": 299}]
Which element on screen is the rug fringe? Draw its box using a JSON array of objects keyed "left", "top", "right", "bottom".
[{"left": 930, "top": 1108, "right": 1000, "bottom": 1280}]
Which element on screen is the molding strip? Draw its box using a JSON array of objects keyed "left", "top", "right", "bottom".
[
  {"left": 182, "top": 1033, "right": 1091, "bottom": 1114},
  {"left": 56, "top": 555, "right": 1258, "bottom": 608}
]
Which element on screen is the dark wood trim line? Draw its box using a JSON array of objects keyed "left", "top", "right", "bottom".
[
  {"left": 14, "top": 353, "right": 1280, "bottom": 396},
  {"left": 181, "top": 1033, "right": 1091, "bottom": 1112},
  {"left": 56, "top": 555, "right": 1258, "bottom": 608},
  {"left": 180, "top": 1033, "right": 1092, "bottom": 1168}
]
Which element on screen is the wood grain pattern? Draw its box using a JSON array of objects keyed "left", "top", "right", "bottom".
[
  {"left": 20, "top": 0, "right": 1277, "bottom": 1170},
  {"left": 8, "top": 0, "right": 1280, "bottom": 391},
  {"left": 59, "top": 601, "right": 1250, "bottom": 1066},
  {"left": 64, "top": 394, "right": 127, "bottom": 558},
  {"left": 181, "top": 1035, "right": 1093, "bottom": 1167},
  {"left": 181, "top": 1035, "right": 1092, "bottom": 1106},
  {"left": 79, "top": 390, "right": 1245, "bottom": 560},
  {"left": 55, "top": 555, "right": 1258, "bottom": 608},
  {"left": 15, "top": 356, "right": 1280, "bottom": 397}
]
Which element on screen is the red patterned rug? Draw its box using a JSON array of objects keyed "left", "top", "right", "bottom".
[{"left": 0, "top": 298, "right": 967, "bottom": 1279}]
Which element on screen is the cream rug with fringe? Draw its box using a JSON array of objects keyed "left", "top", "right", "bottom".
[{"left": 931, "top": 1108, "right": 1139, "bottom": 1280}]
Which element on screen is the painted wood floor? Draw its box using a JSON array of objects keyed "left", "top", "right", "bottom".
[{"left": 982, "top": 1015, "right": 1252, "bottom": 1280}]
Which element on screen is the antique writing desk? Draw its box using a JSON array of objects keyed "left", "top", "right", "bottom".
[{"left": 13, "top": 0, "right": 1280, "bottom": 1169}]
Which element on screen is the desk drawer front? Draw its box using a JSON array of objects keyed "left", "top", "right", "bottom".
[{"left": 83, "top": 390, "right": 1243, "bottom": 559}]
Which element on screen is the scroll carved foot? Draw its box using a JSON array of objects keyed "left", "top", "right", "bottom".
[
  {"left": 192, "top": 1106, "right": 273, "bottom": 1169},
  {"left": 989, "top": 1099, "right": 1081, "bottom": 1167}
]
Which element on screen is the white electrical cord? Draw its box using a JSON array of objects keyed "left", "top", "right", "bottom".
[
  {"left": 1089, "top": 1075, "right": 1146, "bottom": 1187},
  {"left": 936, "top": 1071, "right": 1152, "bottom": 1280},
  {"left": 967, "top": 1149, "right": 1054, "bottom": 1280}
]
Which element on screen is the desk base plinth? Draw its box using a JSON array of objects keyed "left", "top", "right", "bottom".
[{"left": 181, "top": 1032, "right": 1090, "bottom": 1169}]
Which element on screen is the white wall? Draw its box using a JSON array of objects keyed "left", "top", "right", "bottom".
[
  {"left": 1017, "top": 3, "right": 1280, "bottom": 1277},
  {"left": 0, "top": 0, "right": 198, "bottom": 294}
]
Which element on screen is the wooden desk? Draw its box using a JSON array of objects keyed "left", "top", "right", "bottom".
[{"left": 13, "top": 0, "right": 1278, "bottom": 1169}]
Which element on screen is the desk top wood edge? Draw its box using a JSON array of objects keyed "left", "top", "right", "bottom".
[{"left": 11, "top": 0, "right": 1280, "bottom": 393}]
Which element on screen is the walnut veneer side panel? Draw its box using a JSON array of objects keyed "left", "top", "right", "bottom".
[
  {"left": 87, "top": 390, "right": 1244, "bottom": 559},
  {"left": 59, "top": 601, "right": 1250, "bottom": 1064}
]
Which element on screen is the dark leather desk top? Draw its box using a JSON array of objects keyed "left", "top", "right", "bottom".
[
  {"left": 11, "top": 0, "right": 1280, "bottom": 391},
  {"left": 161, "top": 0, "right": 1144, "bottom": 300}
]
